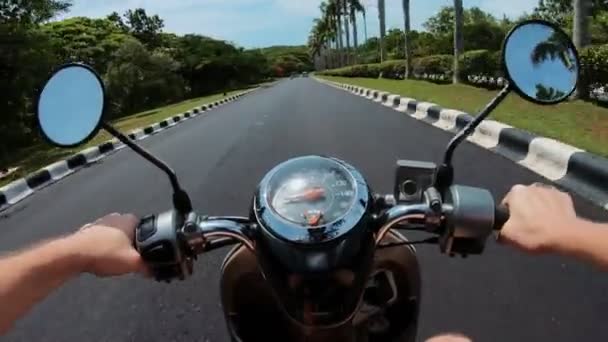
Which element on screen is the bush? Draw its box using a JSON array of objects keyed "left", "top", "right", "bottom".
[
  {"left": 379, "top": 60, "right": 406, "bottom": 79},
  {"left": 458, "top": 49, "right": 501, "bottom": 80},
  {"left": 320, "top": 60, "right": 407, "bottom": 79},
  {"left": 580, "top": 44, "right": 608, "bottom": 90},
  {"left": 412, "top": 54, "right": 453, "bottom": 79}
]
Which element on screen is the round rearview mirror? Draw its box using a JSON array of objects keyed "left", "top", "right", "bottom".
[
  {"left": 37, "top": 64, "right": 105, "bottom": 147},
  {"left": 503, "top": 20, "right": 580, "bottom": 104}
]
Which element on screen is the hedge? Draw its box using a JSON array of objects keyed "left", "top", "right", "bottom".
[
  {"left": 319, "top": 45, "right": 608, "bottom": 96},
  {"left": 319, "top": 57, "right": 453, "bottom": 81},
  {"left": 412, "top": 54, "right": 453, "bottom": 79},
  {"left": 580, "top": 44, "right": 608, "bottom": 90},
  {"left": 458, "top": 49, "right": 501, "bottom": 80}
]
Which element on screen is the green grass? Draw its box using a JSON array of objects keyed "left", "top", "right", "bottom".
[
  {"left": 320, "top": 76, "right": 608, "bottom": 158},
  {"left": 0, "top": 88, "right": 252, "bottom": 188}
]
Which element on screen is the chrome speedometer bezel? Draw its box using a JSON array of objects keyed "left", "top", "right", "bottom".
[{"left": 253, "top": 155, "right": 371, "bottom": 244}]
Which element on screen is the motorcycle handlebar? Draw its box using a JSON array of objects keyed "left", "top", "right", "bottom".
[{"left": 135, "top": 185, "right": 505, "bottom": 281}]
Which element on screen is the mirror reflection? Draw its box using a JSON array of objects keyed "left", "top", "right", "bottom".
[
  {"left": 37, "top": 65, "right": 105, "bottom": 146},
  {"left": 504, "top": 22, "right": 579, "bottom": 103}
]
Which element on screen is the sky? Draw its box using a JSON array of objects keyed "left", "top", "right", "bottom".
[{"left": 61, "top": 0, "right": 538, "bottom": 48}]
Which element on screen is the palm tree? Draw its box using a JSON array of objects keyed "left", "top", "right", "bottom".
[
  {"left": 378, "top": 0, "right": 387, "bottom": 62},
  {"left": 321, "top": 0, "right": 342, "bottom": 67},
  {"left": 453, "top": 0, "right": 464, "bottom": 83},
  {"left": 573, "top": 0, "right": 590, "bottom": 99},
  {"left": 402, "top": 0, "right": 411, "bottom": 78},
  {"left": 342, "top": 0, "right": 351, "bottom": 65},
  {"left": 327, "top": 0, "right": 344, "bottom": 66},
  {"left": 362, "top": 6, "right": 368, "bottom": 42},
  {"left": 531, "top": 33, "right": 576, "bottom": 71},
  {"left": 309, "top": 18, "right": 331, "bottom": 70},
  {"left": 349, "top": 0, "right": 364, "bottom": 64},
  {"left": 329, "top": 0, "right": 345, "bottom": 66}
]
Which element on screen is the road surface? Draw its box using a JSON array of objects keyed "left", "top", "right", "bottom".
[{"left": 1, "top": 78, "right": 607, "bottom": 342}]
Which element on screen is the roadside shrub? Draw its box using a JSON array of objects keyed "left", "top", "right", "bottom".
[
  {"left": 458, "top": 49, "right": 501, "bottom": 80},
  {"left": 379, "top": 60, "right": 406, "bottom": 79},
  {"left": 412, "top": 54, "right": 453, "bottom": 81},
  {"left": 320, "top": 60, "right": 408, "bottom": 79},
  {"left": 580, "top": 44, "right": 608, "bottom": 91}
]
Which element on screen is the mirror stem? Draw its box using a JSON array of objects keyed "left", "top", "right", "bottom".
[
  {"left": 443, "top": 84, "right": 511, "bottom": 165},
  {"left": 436, "top": 84, "right": 511, "bottom": 195},
  {"left": 101, "top": 123, "right": 193, "bottom": 214}
]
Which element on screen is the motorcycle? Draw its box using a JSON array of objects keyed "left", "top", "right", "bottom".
[{"left": 35, "top": 20, "right": 579, "bottom": 342}]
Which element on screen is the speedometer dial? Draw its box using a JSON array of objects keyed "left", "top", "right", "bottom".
[{"left": 267, "top": 159, "right": 356, "bottom": 227}]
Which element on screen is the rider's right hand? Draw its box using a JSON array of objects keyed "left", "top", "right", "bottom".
[{"left": 499, "top": 183, "right": 580, "bottom": 254}]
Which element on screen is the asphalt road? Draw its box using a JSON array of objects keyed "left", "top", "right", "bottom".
[{"left": 1, "top": 78, "right": 608, "bottom": 342}]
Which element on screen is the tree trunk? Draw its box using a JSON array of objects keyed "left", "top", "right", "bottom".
[
  {"left": 352, "top": 10, "right": 359, "bottom": 64},
  {"left": 402, "top": 0, "right": 411, "bottom": 79},
  {"left": 453, "top": 0, "right": 464, "bottom": 84},
  {"left": 337, "top": 14, "right": 345, "bottom": 66},
  {"left": 363, "top": 10, "right": 368, "bottom": 43},
  {"left": 378, "top": 0, "right": 387, "bottom": 63},
  {"left": 334, "top": 38, "right": 340, "bottom": 68},
  {"left": 343, "top": 0, "right": 351, "bottom": 66},
  {"left": 573, "top": 0, "right": 591, "bottom": 99}
]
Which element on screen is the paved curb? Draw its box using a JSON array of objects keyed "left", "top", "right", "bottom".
[
  {"left": 315, "top": 77, "right": 608, "bottom": 210},
  {"left": 0, "top": 89, "right": 257, "bottom": 212}
]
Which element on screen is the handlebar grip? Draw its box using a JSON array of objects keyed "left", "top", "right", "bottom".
[{"left": 494, "top": 205, "right": 510, "bottom": 230}]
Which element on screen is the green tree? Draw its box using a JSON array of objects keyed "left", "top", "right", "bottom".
[
  {"left": 42, "top": 17, "right": 132, "bottom": 72},
  {"left": 534, "top": 0, "right": 608, "bottom": 25},
  {"left": 105, "top": 8, "right": 165, "bottom": 49},
  {"left": 0, "top": 0, "right": 71, "bottom": 25},
  {"left": 0, "top": 0, "right": 71, "bottom": 163},
  {"left": 105, "top": 38, "right": 185, "bottom": 117}
]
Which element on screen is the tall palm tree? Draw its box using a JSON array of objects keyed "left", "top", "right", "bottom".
[
  {"left": 328, "top": 0, "right": 344, "bottom": 66},
  {"left": 322, "top": 0, "right": 342, "bottom": 67},
  {"left": 573, "top": 0, "right": 590, "bottom": 99},
  {"left": 309, "top": 17, "right": 332, "bottom": 70},
  {"left": 342, "top": 0, "right": 351, "bottom": 65},
  {"left": 378, "top": 0, "right": 387, "bottom": 63},
  {"left": 453, "top": 0, "right": 464, "bottom": 83},
  {"left": 402, "top": 0, "right": 411, "bottom": 78},
  {"left": 362, "top": 6, "right": 368, "bottom": 42},
  {"left": 315, "top": 1, "right": 338, "bottom": 69},
  {"left": 330, "top": 0, "right": 345, "bottom": 66},
  {"left": 349, "top": 0, "right": 364, "bottom": 64}
]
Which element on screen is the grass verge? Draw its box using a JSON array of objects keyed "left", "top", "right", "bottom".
[
  {"left": 320, "top": 76, "right": 608, "bottom": 158},
  {"left": 1, "top": 88, "right": 251, "bottom": 188}
]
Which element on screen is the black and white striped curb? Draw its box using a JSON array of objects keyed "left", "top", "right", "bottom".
[
  {"left": 315, "top": 77, "right": 608, "bottom": 210},
  {"left": 0, "top": 89, "right": 257, "bottom": 211}
]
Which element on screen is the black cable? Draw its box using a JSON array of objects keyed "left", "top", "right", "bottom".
[
  {"left": 377, "top": 237, "right": 439, "bottom": 249},
  {"left": 203, "top": 237, "right": 239, "bottom": 252}
]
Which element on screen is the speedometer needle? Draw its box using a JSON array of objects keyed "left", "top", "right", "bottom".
[{"left": 284, "top": 187, "right": 326, "bottom": 204}]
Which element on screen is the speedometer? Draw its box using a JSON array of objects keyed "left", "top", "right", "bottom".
[{"left": 266, "top": 157, "right": 356, "bottom": 227}]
